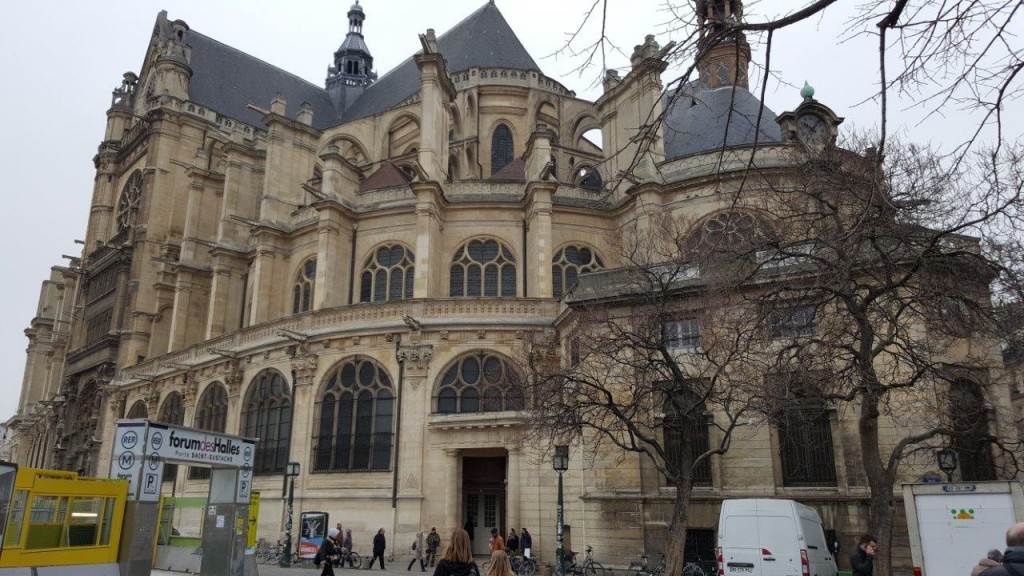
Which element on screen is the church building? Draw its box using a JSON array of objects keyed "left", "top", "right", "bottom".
[{"left": 8, "top": 1, "right": 1014, "bottom": 572}]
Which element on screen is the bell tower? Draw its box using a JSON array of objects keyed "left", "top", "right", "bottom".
[
  {"left": 326, "top": 1, "right": 378, "bottom": 113},
  {"left": 695, "top": 0, "right": 750, "bottom": 90}
]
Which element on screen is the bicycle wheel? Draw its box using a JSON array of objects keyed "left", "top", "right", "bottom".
[
  {"left": 682, "top": 564, "right": 705, "bottom": 576},
  {"left": 518, "top": 558, "right": 537, "bottom": 576},
  {"left": 349, "top": 552, "right": 364, "bottom": 569},
  {"left": 585, "top": 561, "right": 605, "bottom": 576}
]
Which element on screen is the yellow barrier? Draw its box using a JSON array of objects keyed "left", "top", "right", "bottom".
[{"left": 0, "top": 468, "right": 127, "bottom": 568}]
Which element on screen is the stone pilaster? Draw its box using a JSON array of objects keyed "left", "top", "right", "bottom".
[
  {"left": 290, "top": 352, "right": 319, "bottom": 472},
  {"left": 525, "top": 182, "right": 555, "bottom": 298},
  {"left": 507, "top": 447, "right": 522, "bottom": 532},
  {"left": 414, "top": 30, "right": 456, "bottom": 182},
  {"left": 313, "top": 204, "right": 353, "bottom": 309},
  {"left": 444, "top": 448, "right": 461, "bottom": 536},
  {"left": 411, "top": 182, "right": 446, "bottom": 298}
]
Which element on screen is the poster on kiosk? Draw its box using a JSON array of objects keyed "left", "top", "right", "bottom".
[{"left": 299, "top": 511, "right": 329, "bottom": 559}]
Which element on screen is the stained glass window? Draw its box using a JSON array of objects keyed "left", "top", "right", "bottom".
[
  {"left": 313, "top": 358, "right": 394, "bottom": 472},
  {"left": 435, "top": 352, "right": 523, "bottom": 413},
  {"left": 552, "top": 245, "right": 604, "bottom": 299},
  {"left": 360, "top": 245, "right": 415, "bottom": 303},
  {"left": 450, "top": 239, "right": 517, "bottom": 297},
  {"left": 243, "top": 370, "right": 292, "bottom": 474},
  {"left": 292, "top": 258, "right": 317, "bottom": 314},
  {"left": 491, "top": 125, "right": 514, "bottom": 175}
]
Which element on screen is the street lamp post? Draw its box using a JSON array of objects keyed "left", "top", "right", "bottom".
[
  {"left": 937, "top": 448, "right": 959, "bottom": 482},
  {"left": 552, "top": 445, "right": 569, "bottom": 576},
  {"left": 280, "top": 461, "right": 301, "bottom": 567}
]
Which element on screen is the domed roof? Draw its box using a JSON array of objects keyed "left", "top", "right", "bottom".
[
  {"left": 349, "top": 1, "right": 363, "bottom": 14},
  {"left": 662, "top": 82, "right": 781, "bottom": 160}
]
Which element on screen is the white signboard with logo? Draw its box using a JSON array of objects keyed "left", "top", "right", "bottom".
[{"left": 111, "top": 419, "right": 257, "bottom": 502}]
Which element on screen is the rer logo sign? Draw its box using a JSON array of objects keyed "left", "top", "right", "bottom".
[
  {"left": 151, "top": 431, "right": 163, "bottom": 451},
  {"left": 121, "top": 431, "right": 139, "bottom": 450}
]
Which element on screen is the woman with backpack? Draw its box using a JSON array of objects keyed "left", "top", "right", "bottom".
[{"left": 408, "top": 530, "right": 426, "bottom": 571}]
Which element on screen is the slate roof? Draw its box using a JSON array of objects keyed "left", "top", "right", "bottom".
[
  {"left": 490, "top": 158, "right": 526, "bottom": 181},
  {"left": 186, "top": 30, "right": 339, "bottom": 130},
  {"left": 340, "top": 1, "right": 541, "bottom": 122},
  {"left": 359, "top": 163, "right": 413, "bottom": 192},
  {"left": 662, "top": 83, "right": 782, "bottom": 160}
]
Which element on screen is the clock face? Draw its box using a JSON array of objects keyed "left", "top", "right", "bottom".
[{"left": 797, "top": 114, "right": 828, "bottom": 144}]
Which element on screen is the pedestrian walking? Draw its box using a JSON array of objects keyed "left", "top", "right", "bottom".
[
  {"left": 974, "top": 522, "right": 1024, "bottom": 576},
  {"left": 342, "top": 529, "right": 355, "bottom": 568},
  {"left": 431, "top": 529, "right": 480, "bottom": 576},
  {"left": 488, "top": 528, "right": 505, "bottom": 552},
  {"left": 317, "top": 528, "right": 342, "bottom": 576},
  {"left": 850, "top": 534, "right": 876, "bottom": 576},
  {"left": 426, "top": 527, "right": 441, "bottom": 567},
  {"left": 409, "top": 530, "right": 426, "bottom": 572},
  {"left": 371, "top": 528, "right": 387, "bottom": 570},
  {"left": 506, "top": 529, "right": 518, "bottom": 556},
  {"left": 972, "top": 549, "right": 1004, "bottom": 576},
  {"left": 485, "top": 550, "right": 513, "bottom": 576},
  {"left": 519, "top": 528, "right": 532, "bottom": 559},
  {"left": 465, "top": 516, "right": 476, "bottom": 544}
]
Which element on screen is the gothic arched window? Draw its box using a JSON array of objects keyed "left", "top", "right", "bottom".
[
  {"left": 127, "top": 400, "right": 148, "bottom": 419},
  {"left": 158, "top": 392, "right": 185, "bottom": 480},
  {"left": 313, "top": 358, "right": 395, "bottom": 472},
  {"left": 360, "top": 245, "right": 415, "bottom": 303},
  {"left": 552, "top": 245, "right": 605, "bottom": 299},
  {"left": 190, "top": 382, "right": 228, "bottom": 479},
  {"left": 575, "top": 167, "right": 603, "bottom": 191},
  {"left": 116, "top": 171, "right": 143, "bottom": 234},
  {"left": 450, "top": 238, "right": 517, "bottom": 297},
  {"left": 491, "top": 124, "right": 514, "bottom": 175},
  {"left": 292, "top": 258, "right": 317, "bottom": 314},
  {"left": 435, "top": 352, "right": 523, "bottom": 414},
  {"left": 243, "top": 370, "right": 292, "bottom": 475},
  {"left": 951, "top": 379, "right": 996, "bottom": 481}
]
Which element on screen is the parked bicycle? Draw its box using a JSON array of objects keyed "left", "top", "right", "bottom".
[
  {"left": 682, "top": 561, "right": 706, "bottom": 576},
  {"left": 628, "top": 553, "right": 665, "bottom": 576},
  {"left": 333, "top": 547, "right": 363, "bottom": 569},
  {"left": 565, "top": 546, "right": 605, "bottom": 576},
  {"left": 511, "top": 553, "right": 538, "bottom": 576}
]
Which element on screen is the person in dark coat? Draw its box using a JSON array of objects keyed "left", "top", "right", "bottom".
[
  {"left": 976, "top": 522, "right": 1024, "bottom": 576},
  {"left": 464, "top": 516, "right": 476, "bottom": 543},
  {"left": 426, "top": 527, "right": 442, "bottom": 567},
  {"left": 318, "top": 528, "right": 342, "bottom": 576},
  {"left": 506, "top": 529, "right": 519, "bottom": 556},
  {"left": 850, "top": 534, "right": 876, "bottom": 576},
  {"left": 371, "top": 528, "right": 387, "bottom": 569},
  {"left": 519, "top": 528, "right": 533, "bottom": 559}
]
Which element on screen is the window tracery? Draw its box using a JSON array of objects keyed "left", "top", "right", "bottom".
[
  {"left": 116, "top": 171, "right": 143, "bottom": 233},
  {"left": 552, "top": 245, "right": 604, "bottom": 299},
  {"left": 313, "top": 358, "right": 394, "bottom": 472},
  {"left": 360, "top": 245, "right": 414, "bottom": 303},
  {"left": 243, "top": 370, "right": 292, "bottom": 474},
  {"left": 435, "top": 352, "right": 523, "bottom": 414},
  {"left": 450, "top": 238, "right": 517, "bottom": 297},
  {"left": 292, "top": 258, "right": 317, "bottom": 314}
]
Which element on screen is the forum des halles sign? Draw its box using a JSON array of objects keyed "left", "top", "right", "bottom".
[{"left": 110, "top": 419, "right": 257, "bottom": 502}]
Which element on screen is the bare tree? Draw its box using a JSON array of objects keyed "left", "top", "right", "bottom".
[
  {"left": 521, "top": 214, "right": 764, "bottom": 576},
  {"left": 687, "top": 137, "right": 1024, "bottom": 576}
]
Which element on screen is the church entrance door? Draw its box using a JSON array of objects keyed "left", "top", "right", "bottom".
[{"left": 463, "top": 455, "right": 506, "bottom": 556}]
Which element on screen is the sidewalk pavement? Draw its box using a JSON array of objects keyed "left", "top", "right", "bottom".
[{"left": 152, "top": 559, "right": 443, "bottom": 576}]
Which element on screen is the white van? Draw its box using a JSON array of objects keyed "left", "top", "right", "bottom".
[{"left": 717, "top": 499, "right": 837, "bottom": 576}]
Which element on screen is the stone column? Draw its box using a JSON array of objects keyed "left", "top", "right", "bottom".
[
  {"left": 248, "top": 241, "right": 279, "bottom": 325},
  {"left": 445, "top": 448, "right": 460, "bottom": 536},
  {"left": 506, "top": 447, "right": 521, "bottom": 532}
]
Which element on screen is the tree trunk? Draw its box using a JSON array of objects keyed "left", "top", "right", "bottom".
[
  {"left": 665, "top": 478, "right": 693, "bottom": 576},
  {"left": 858, "top": 388, "right": 895, "bottom": 576}
]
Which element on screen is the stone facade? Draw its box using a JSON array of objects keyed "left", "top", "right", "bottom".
[{"left": 7, "top": 1, "right": 1016, "bottom": 573}]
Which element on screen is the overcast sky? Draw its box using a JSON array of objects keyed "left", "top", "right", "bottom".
[{"left": 1, "top": 0, "right": 1019, "bottom": 423}]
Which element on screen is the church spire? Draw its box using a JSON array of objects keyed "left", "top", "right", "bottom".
[
  {"left": 326, "top": 1, "right": 377, "bottom": 90},
  {"left": 695, "top": 0, "right": 750, "bottom": 89}
]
